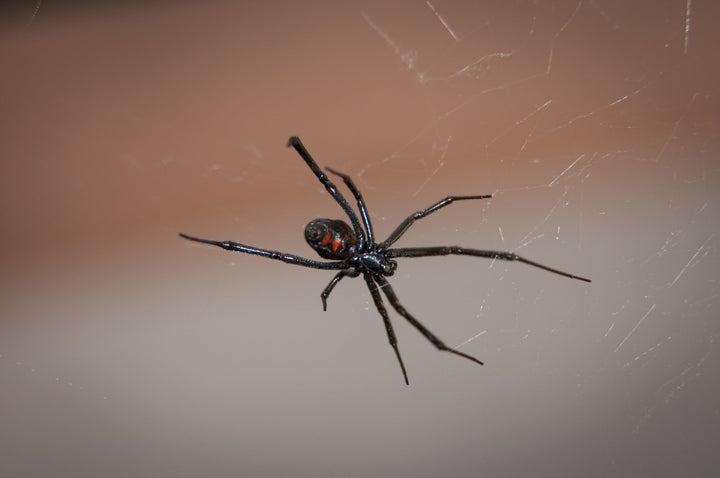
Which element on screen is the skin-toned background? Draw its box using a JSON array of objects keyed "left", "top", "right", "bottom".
[{"left": 2, "top": 1, "right": 718, "bottom": 476}]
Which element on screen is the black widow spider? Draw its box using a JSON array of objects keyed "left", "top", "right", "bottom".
[{"left": 180, "top": 136, "right": 591, "bottom": 384}]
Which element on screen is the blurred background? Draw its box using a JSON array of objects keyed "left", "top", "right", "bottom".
[{"left": 1, "top": 1, "right": 718, "bottom": 476}]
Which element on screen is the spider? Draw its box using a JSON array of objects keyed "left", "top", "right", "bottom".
[{"left": 180, "top": 136, "right": 591, "bottom": 384}]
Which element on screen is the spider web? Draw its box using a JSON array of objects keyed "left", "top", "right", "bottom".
[{"left": 1, "top": 1, "right": 718, "bottom": 477}]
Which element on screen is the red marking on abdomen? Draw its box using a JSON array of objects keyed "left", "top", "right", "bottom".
[{"left": 332, "top": 237, "right": 342, "bottom": 252}]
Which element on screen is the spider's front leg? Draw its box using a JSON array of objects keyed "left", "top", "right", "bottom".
[
  {"left": 363, "top": 274, "right": 409, "bottom": 385},
  {"left": 374, "top": 275, "right": 484, "bottom": 367},
  {"left": 178, "top": 233, "right": 347, "bottom": 270},
  {"left": 387, "top": 246, "right": 591, "bottom": 282}
]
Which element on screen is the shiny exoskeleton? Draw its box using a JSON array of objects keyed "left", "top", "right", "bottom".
[
  {"left": 304, "top": 219, "right": 357, "bottom": 260},
  {"left": 180, "top": 136, "right": 591, "bottom": 385}
]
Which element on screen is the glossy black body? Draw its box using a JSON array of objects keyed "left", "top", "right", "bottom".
[
  {"left": 179, "top": 136, "right": 591, "bottom": 384},
  {"left": 304, "top": 218, "right": 357, "bottom": 260}
]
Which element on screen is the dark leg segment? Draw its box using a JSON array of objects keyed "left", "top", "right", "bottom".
[
  {"left": 287, "top": 136, "right": 366, "bottom": 248},
  {"left": 321, "top": 269, "right": 360, "bottom": 311},
  {"left": 363, "top": 274, "right": 409, "bottom": 385},
  {"left": 374, "top": 275, "right": 484, "bottom": 367},
  {"left": 326, "top": 167, "right": 374, "bottom": 245},
  {"left": 380, "top": 195, "right": 492, "bottom": 248},
  {"left": 179, "top": 233, "right": 347, "bottom": 270},
  {"left": 387, "top": 246, "right": 591, "bottom": 282}
]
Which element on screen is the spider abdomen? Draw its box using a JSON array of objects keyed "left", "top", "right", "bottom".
[{"left": 304, "top": 218, "right": 357, "bottom": 260}]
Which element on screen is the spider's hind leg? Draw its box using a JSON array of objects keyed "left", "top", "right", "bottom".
[
  {"left": 380, "top": 194, "right": 492, "bottom": 249},
  {"left": 325, "top": 167, "right": 375, "bottom": 245}
]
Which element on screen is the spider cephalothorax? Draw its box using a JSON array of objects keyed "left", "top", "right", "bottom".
[{"left": 180, "top": 136, "right": 591, "bottom": 384}]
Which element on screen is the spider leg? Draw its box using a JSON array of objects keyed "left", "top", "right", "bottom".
[
  {"left": 363, "top": 273, "right": 409, "bottom": 385},
  {"left": 179, "top": 233, "right": 347, "bottom": 270},
  {"left": 321, "top": 269, "right": 360, "bottom": 311},
  {"left": 374, "top": 275, "right": 485, "bottom": 367},
  {"left": 287, "top": 136, "right": 367, "bottom": 250},
  {"left": 380, "top": 195, "right": 492, "bottom": 249},
  {"left": 325, "top": 167, "right": 374, "bottom": 245},
  {"left": 387, "top": 246, "right": 592, "bottom": 282}
]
